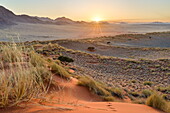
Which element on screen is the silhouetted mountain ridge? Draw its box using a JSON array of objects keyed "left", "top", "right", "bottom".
[
  {"left": 0, "top": 5, "right": 109, "bottom": 26},
  {"left": 0, "top": 5, "right": 45, "bottom": 25}
]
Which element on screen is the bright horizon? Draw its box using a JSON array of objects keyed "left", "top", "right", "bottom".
[{"left": 1, "top": 0, "right": 170, "bottom": 22}]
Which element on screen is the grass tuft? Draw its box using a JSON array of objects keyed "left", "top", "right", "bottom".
[
  {"left": 146, "top": 93, "right": 170, "bottom": 112},
  {"left": 50, "top": 63, "right": 72, "bottom": 79},
  {"left": 109, "top": 88, "right": 124, "bottom": 99},
  {"left": 102, "top": 96, "right": 115, "bottom": 101},
  {"left": 157, "top": 86, "right": 170, "bottom": 93},
  {"left": 141, "top": 90, "right": 153, "bottom": 98},
  {"left": 0, "top": 43, "right": 54, "bottom": 108},
  {"left": 0, "top": 44, "right": 23, "bottom": 63},
  {"left": 29, "top": 51, "right": 47, "bottom": 67},
  {"left": 78, "top": 76, "right": 111, "bottom": 97},
  {"left": 143, "top": 81, "right": 153, "bottom": 86}
]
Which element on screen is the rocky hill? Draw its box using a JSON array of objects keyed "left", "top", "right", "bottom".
[{"left": 0, "top": 6, "right": 44, "bottom": 25}]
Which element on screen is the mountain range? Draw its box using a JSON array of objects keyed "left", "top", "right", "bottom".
[
  {"left": 0, "top": 5, "right": 112, "bottom": 27},
  {"left": 0, "top": 5, "right": 91, "bottom": 26},
  {"left": 2, "top": 5, "right": 168, "bottom": 27}
]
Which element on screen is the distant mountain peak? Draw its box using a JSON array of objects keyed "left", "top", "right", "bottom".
[
  {"left": 54, "top": 17, "right": 75, "bottom": 25},
  {"left": 55, "top": 17, "right": 73, "bottom": 21},
  {"left": 0, "top": 5, "right": 8, "bottom": 9},
  {"left": 0, "top": 5, "right": 44, "bottom": 24},
  {"left": 0, "top": 5, "right": 16, "bottom": 17},
  {"left": 36, "top": 17, "right": 54, "bottom": 22}
]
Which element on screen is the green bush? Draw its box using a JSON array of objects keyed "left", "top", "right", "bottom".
[
  {"left": 58, "top": 56, "right": 74, "bottom": 63},
  {"left": 87, "top": 47, "right": 95, "bottom": 51},
  {"left": 143, "top": 81, "right": 153, "bottom": 86},
  {"left": 129, "top": 92, "right": 140, "bottom": 97},
  {"left": 131, "top": 80, "right": 137, "bottom": 83}
]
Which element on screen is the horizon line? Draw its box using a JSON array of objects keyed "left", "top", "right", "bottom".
[{"left": 1, "top": 5, "right": 170, "bottom": 23}]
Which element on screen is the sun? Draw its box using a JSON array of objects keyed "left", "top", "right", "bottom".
[{"left": 92, "top": 17, "right": 102, "bottom": 22}]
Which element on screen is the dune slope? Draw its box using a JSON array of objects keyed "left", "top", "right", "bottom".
[{"left": 1, "top": 76, "right": 163, "bottom": 113}]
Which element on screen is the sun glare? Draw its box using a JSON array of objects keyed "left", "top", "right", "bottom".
[{"left": 93, "top": 17, "right": 102, "bottom": 22}]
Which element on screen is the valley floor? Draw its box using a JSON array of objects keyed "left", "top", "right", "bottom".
[{"left": 33, "top": 32, "right": 170, "bottom": 97}]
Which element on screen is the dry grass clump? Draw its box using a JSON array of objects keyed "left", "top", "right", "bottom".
[
  {"left": 78, "top": 76, "right": 111, "bottom": 97},
  {"left": 0, "top": 66, "right": 50, "bottom": 107},
  {"left": 29, "top": 51, "right": 47, "bottom": 67},
  {"left": 134, "top": 98, "right": 146, "bottom": 104},
  {"left": 102, "top": 96, "right": 115, "bottom": 101},
  {"left": 0, "top": 44, "right": 23, "bottom": 63},
  {"left": 146, "top": 93, "right": 170, "bottom": 113},
  {"left": 50, "top": 62, "right": 72, "bottom": 79},
  {"left": 109, "top": 88, "right": 124, "bottom": 99},
  {"left": 129, "top": 92, "right": 140, "bottom": 97},
  {"left": 157, "top": 86, "right": 170, "bottom": 93},
  {"left": 141, "top": 90, "right": 153, "bottom": 98},
  {"left": 77, "top": 76, "right": 126, "bottom": 101},
  {"left": 0, "top": 43, "right": 54, "bottom": 108}
]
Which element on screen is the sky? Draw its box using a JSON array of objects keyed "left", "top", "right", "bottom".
[{"left": 1, "top": 0, "right": 170, "bottom": 22}]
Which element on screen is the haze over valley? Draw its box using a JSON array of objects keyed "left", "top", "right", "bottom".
[{"left": 0, "top": 6, "right": 170, "bottom": 43}]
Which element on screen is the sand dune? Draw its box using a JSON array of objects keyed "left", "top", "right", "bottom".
[{"left": 1, "top": 76, "right": 163, "bottom": 113}]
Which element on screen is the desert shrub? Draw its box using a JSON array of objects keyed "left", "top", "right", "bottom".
[
  {"left": 128, "top": 95, "right": 136, "bottom": 101},
  {"left": 131, "top": 80, "right": 137, "bottom": 83},
  {"left": 107, "top": 42, "right": 111, "bottom": 44},
  {"left": 157, "top": 86, "right": 170, "bottom": 93},
  {"left": 78, "top": 76, "right": 111, "bottom": 97},
  {"left": 143, "top": 81, "right": 153, "bottom": 86},
  {"left": 134, "top": 99, "right": 146, "bottom": 104},
  {"left": 129, "top": 92, "right": 140, "bottom": 97},
  {"left": 87, "top": 47, "right": 95, "bottom": 51},
  {"left": 162, "top": 94, "right": 169, "bottom": 100},
  {"left": 102, "top": 96, "right": 115, "bottom": 101},
  {"left": 50, "top": 63, "right": 71, "bottom": 79},
  {"left": 142, "top": 90, "right": 153, "bottom": 98},
  {"left": 58, "top": 56, "right": 74, "bottom": 63},
  {"left": 146, "top": 93, "right": 169, "bottom": 112},
  {"left": 109, "top": 88, "right": 124, "bottom": 99},
  {"left": 161, "top": 67, "right": 170, "bottom": 71}
]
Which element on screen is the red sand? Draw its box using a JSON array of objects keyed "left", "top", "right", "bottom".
[{"left": 0, "top": 76, "right": 164, "bottom": 113}]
